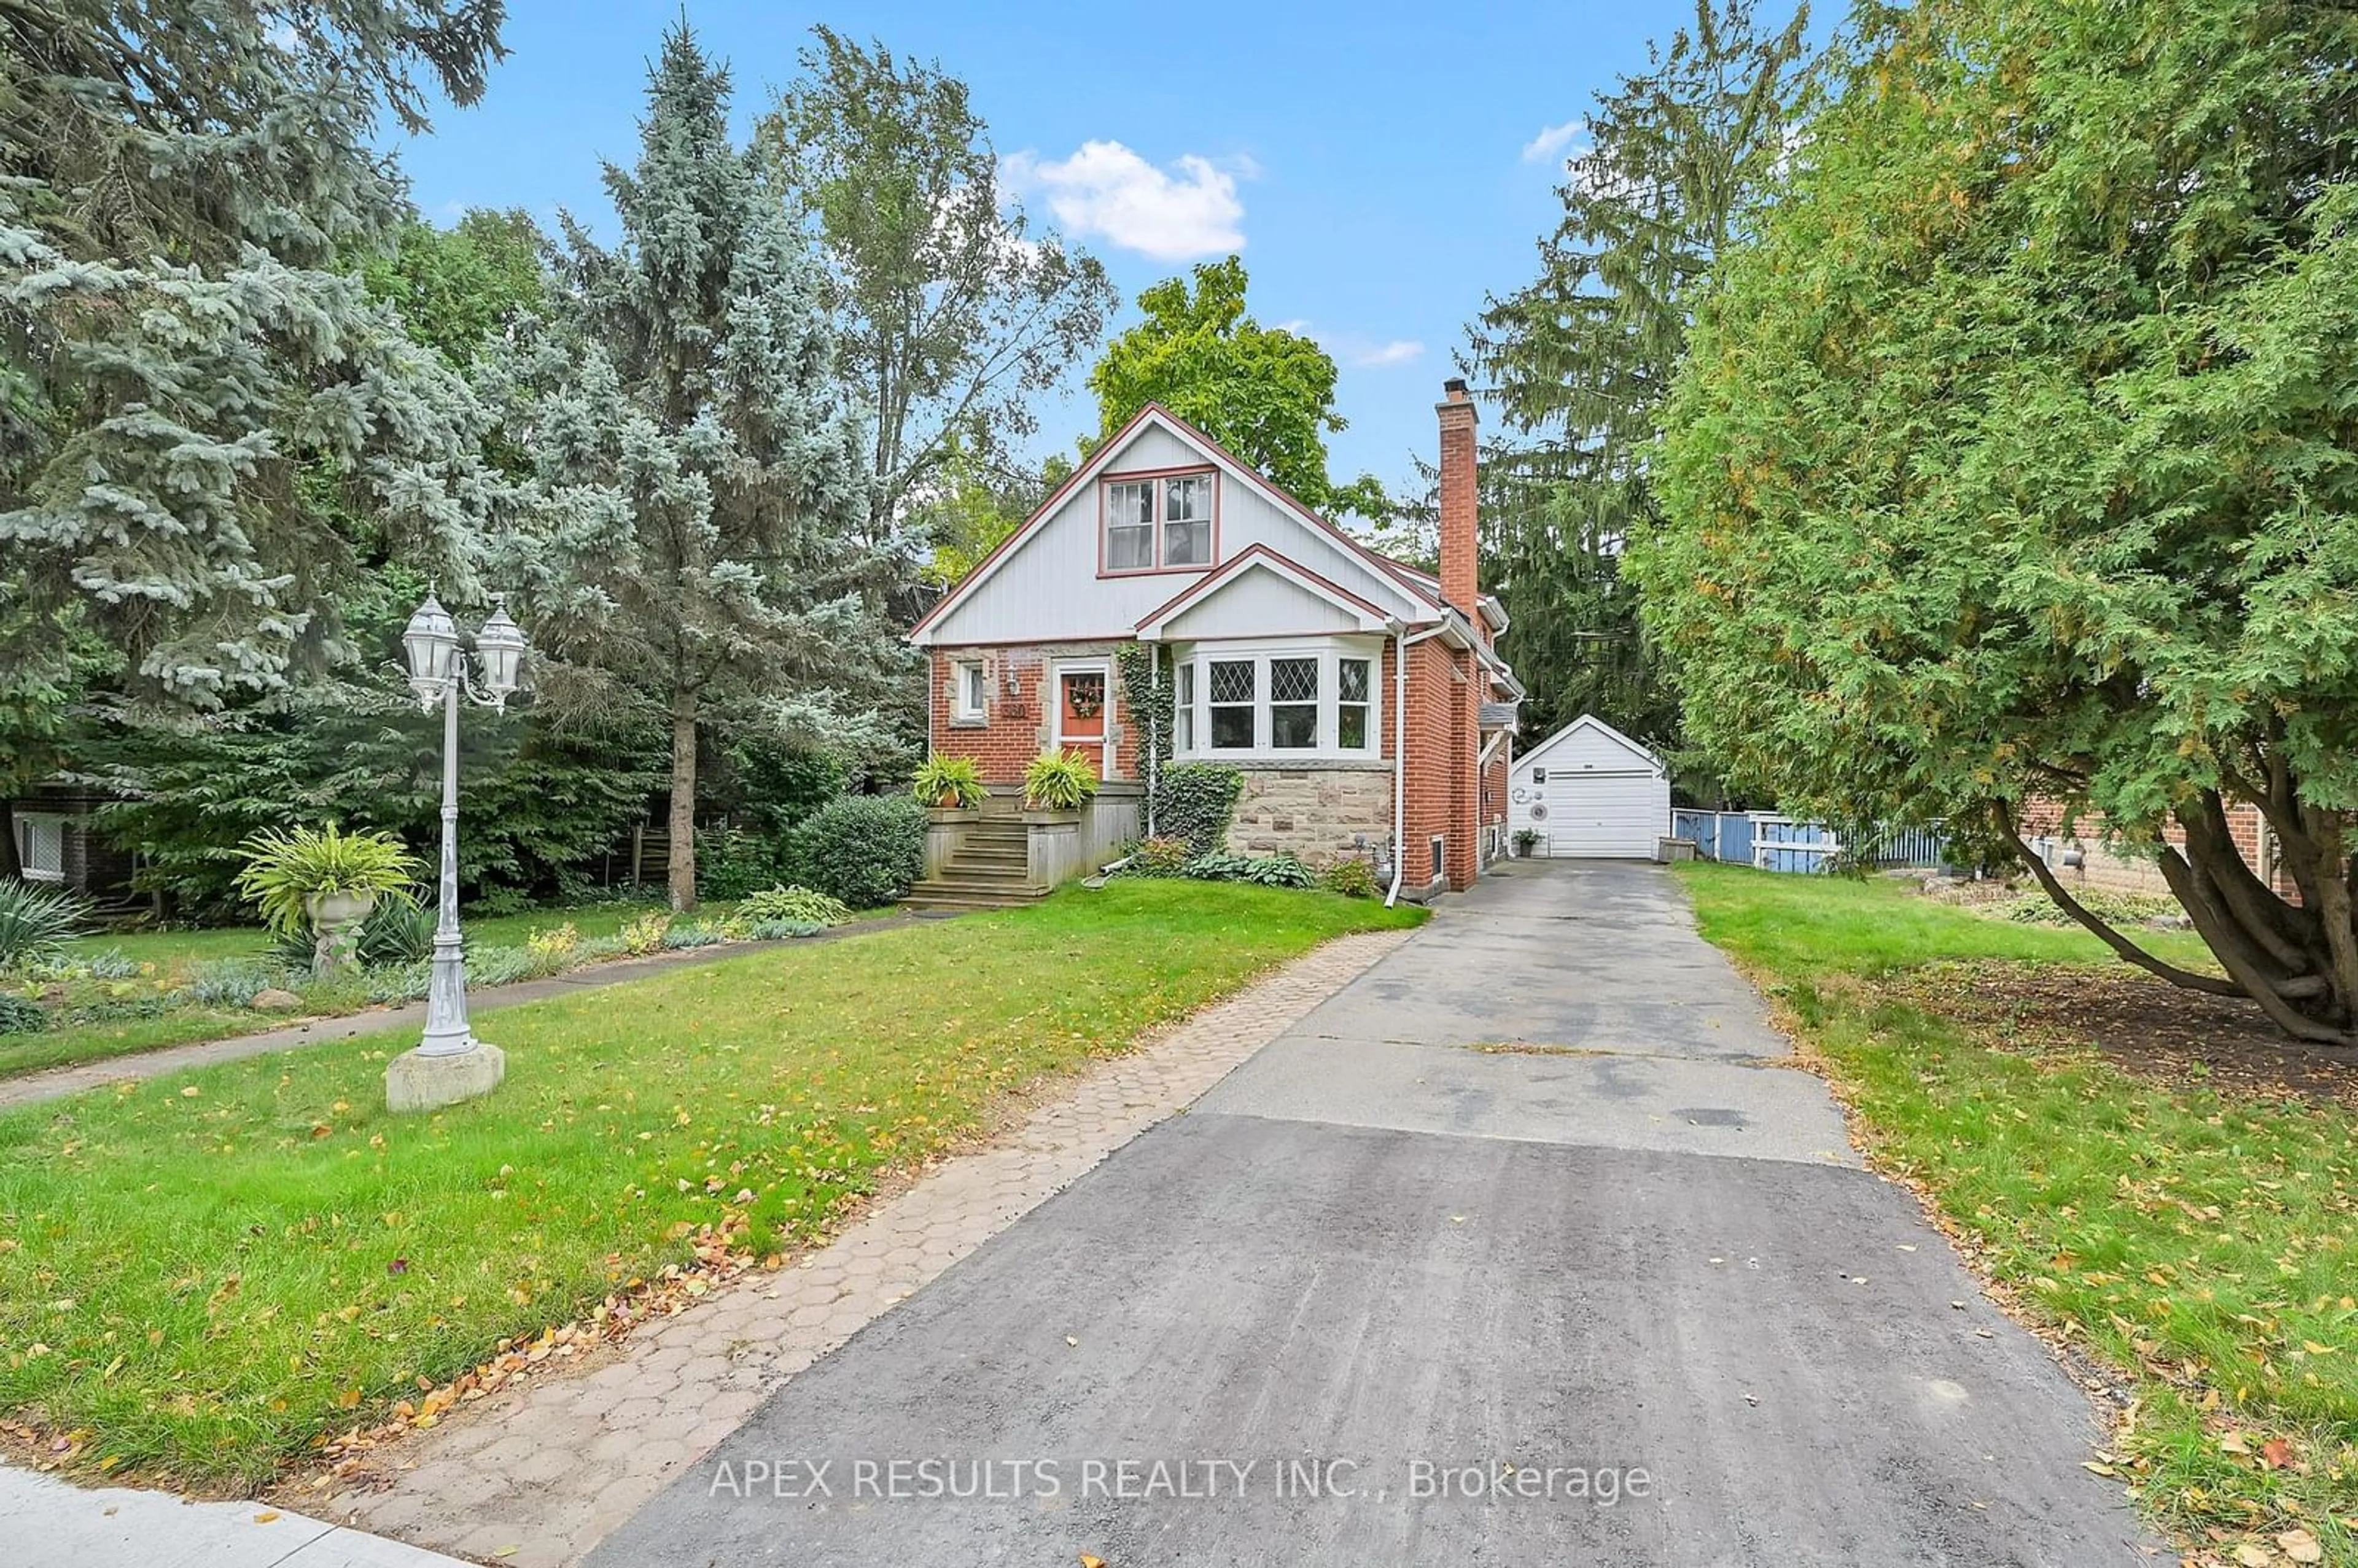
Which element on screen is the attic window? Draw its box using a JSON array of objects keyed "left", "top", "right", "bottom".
[{"left": 1102, "top": 469, "right": 1215, "bottom": 573}]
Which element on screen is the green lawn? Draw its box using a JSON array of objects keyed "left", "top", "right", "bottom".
[
  {"left": 6, "top": 900, "right": 691, "bottom": 1081},
  {"left": 1679, "top": 864, "right": 2358, "bottom": 1564},
  {"left": 0, "top": 881, "right": 1420, "bottom": 1488}
]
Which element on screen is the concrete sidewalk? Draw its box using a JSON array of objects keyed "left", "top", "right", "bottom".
[{"left": 0, "top": 1464, "right": 467, "bottom": 1568}]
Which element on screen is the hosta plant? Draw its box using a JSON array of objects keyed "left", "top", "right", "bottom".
[{"left": 733, "top": 885, "right": 852, "bottom": 928}]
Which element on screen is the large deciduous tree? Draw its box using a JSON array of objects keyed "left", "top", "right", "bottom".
[
  {"left": 758, "top": 27, "right": 1114, "bottom": 546},
  {"left": 1468, "top": 0, "right": 1811, "bottom": 756},
  {"left": 1, "top": 0, "right": 511, "bottom": 703},
  {"left": 1087, "top": 256, "right": 1389, "bottom": 521},
  {"left": 495, "top": 25, "right": 906, "bottom": 912},
  {"left": 1643, "top": 0, "right": 2358, "bottom": 1044}
]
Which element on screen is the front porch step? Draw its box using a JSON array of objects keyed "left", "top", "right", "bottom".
[{"left": 905, "top": 879, "right": 1049, "bottom": 910}]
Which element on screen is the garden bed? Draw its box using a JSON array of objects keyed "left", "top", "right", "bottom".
[{"left": 0, "top": 880, "right": 1421, "bottom": 1488}]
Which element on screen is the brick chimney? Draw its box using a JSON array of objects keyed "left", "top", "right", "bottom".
[{"left": 1437, "top": 377, "right": 1479, "bottom": 616}]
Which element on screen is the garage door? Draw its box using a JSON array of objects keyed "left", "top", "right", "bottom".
[{"left": 1545, "top": 771, "right": 1663, "bottom": 858}]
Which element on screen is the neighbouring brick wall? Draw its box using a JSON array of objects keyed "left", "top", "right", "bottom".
[
  {"left": 2017, "top": 798, "right": 2296, "bottom": 900},
  {"left": 1225, "top": 764, "right": 1395, "bottom": 864},
  {"left": 930, "top": 643, "right": 1141, "bottom": 786},
  {"left": 1481, "top": 743, "right": 1509, "bottom": 862}
]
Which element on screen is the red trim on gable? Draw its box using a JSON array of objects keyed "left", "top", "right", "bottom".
[
  {"left": 1132, "top": 542, "right": 1395, "bottom": 634},
  {"left": 907, "top": 402, "right": 1170, "bottom": 638}
]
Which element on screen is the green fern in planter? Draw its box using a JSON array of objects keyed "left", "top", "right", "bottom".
[
  {"left": 1024, "top": 750, "right": 1099, "bottom": 811},
  {"left": 910, "top": 756, "right": 987, "bottom": 809},
  {"left": 232, "top": 824, "right": 421, "bottom": 937}
]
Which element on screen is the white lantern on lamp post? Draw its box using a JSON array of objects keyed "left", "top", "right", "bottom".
[{"left": 386, "top": 592, "right": 530, "bottom": 1113}]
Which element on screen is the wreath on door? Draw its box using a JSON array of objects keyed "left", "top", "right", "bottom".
[{"left": 1064, "top": 673, "right": 1105, "bottom": 720}]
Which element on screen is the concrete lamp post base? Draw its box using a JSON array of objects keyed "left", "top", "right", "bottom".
[{"left": 386, "top": 1042, "right": 507, "bottom": 1113}]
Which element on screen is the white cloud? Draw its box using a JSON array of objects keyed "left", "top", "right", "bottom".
[
  {"left": 1283, "top": 321, "right": 1424, "bottom": 370},
  {"left": 1002, "top": 141, "right": 1248, "bottom": 262},
  {"left": 1353, "top": 339, "right": 1424, "bottom": 368},
  {"left": 1521, "top": 119, "right": 1585, "bottom": 165}
]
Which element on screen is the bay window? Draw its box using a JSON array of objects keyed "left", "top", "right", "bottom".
[
  {"left": 1208, "top": 659, "right": 1256, "bottom": 750},
  {"left": 1172, "top": 643, "right": 1382, "bottom": 759}
]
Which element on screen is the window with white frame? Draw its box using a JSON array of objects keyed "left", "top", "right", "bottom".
[
  {"left": 1105, "top": 481, "right": 1154, "bottom": 570},
  {"left": 14, "top": 813, "right": 65, "bottom": 883},
  {"left": 1162, "top": 475, "right": 1212, "bottom": 566},
  {"left": 1269, "top": 657, "right": 1318, "bottom": 750},
  {"left": 1208, "top": 659, "right": 1256, "bottom": 750},
  {"left": 1102, "top": 470, "right": 1215, "bottom": 572},
  {"left": 1337, "top": 657, "right": 1373, "bottom": 750},
  {"left": 1173, "top": 661, "right": 1196, "bottom": 752},
  {"left": 950, "top": 659, "right": 987, "bottom": 722},
  {"left": 1175, "top": 643, "right": 1383, "bottom": 759}
]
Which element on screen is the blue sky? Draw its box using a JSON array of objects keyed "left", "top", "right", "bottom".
[{"left": 394, "top": 1, "right": 1714, "bottom": 503}]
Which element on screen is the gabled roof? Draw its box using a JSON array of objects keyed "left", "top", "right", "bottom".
[
  {"left": 1374, "top": 556, "right": 1510, "bottom": 632},
  {"left": 1132, "top": 545, "right": 1395, "bottom": 641},
  {"left": 907, "top": 403, "right": 1449, "bottom": 645},
  {"left": 1514, "top": 713, "right": 1665, "bottom": 774}
]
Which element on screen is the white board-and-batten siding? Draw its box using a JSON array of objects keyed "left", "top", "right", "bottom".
[{"left": 915, "top": 416, "right": 1425, "bottom": 647}]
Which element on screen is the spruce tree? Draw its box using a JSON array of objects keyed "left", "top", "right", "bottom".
[
  {"left": 1, "top": 1, "right": 512, "bottom": 702},
  {"left": 1466, "top": 0, "right": 1811, "bottom": 761},
  {"left": 494, "top": 24, "right": 904, "bottom": 912}
]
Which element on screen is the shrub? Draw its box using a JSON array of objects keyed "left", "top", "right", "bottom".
[
  {"left": 663, "top": 921, "right": 729, "bottom": 949},
  {"left": 0, "top": 880, "right": 86, "bottom": 971},
  {"left": 1998, "top": 890, "right": 2181, "bottom": 928},
  {"left": 787, "top": 796, "right": 927, "bottom": 908},
  {"left": 1023, "top": 750, "right": 1099, "bottom": 810},
  {"left": 1183, "top": 852, "right": 1317, "bottom": 890},
  {"left": 734, "top": 885, "right": 852, "bottom": 928},
  {"left": 1121, "top": 837, "right": 1193, "bottom": 877},
  {"left": 910, "top": 756, "right": 987, "bottom": 809},
  {"left": 232, "top": 824, "right": 419, "bottom": 937},
  {"left": 696, "top": 826, "right": 794, "bottom": 902},
  {"left": 1318, "top": 858, "right": 1379, "bottom": 899},
  {"left": 1154, "top": 763, "right": 1244, "bottom": 854},
  {"left": 0, "top": 993, "right": 47, "bottom": 1036},
  {"left": 616, "top": 912, "right": 673, "bottom": 956}
]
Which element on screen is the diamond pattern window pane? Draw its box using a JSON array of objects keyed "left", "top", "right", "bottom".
[
  {"left": 1338, "top": 658, "right": 1370, "bottom": 703},
  {"left": 1270, "top": 658, "right": 1318, "bottom": 703},
  {"left": 1209, "top": 660, "right": 1255, "bottom": 704}
]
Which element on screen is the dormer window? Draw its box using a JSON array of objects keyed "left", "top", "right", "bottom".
[{"left": 1102, "top": 469, "right": 1216, "bottom": 573}]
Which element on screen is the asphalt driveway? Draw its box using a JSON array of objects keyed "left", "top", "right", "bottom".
[{"left": 591, "top": 861, "right": 2156, "bottom": 1567}]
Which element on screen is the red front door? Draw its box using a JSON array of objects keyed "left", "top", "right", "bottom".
[{"left": 1057, "top": 669, "right": 1107, "bottom": 778}]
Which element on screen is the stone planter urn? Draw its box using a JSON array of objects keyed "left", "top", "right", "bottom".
[{"left": 305, "top": 888, "right": 379, "bottom": 978}]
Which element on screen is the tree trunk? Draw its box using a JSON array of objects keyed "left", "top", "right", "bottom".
[
  {"left": 0, "top": 801, "right": 19, "bottom": 881},
  {"left": 668, "top": 690, "right": 698, "bottom": 913}
]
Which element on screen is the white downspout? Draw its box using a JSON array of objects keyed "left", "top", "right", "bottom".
[
  {"left": 1146, "top": 648, "right": 1160, "bottom": 839},
  {"left": 1385, "top": 623, "right": 1450, "bottom": 907}
]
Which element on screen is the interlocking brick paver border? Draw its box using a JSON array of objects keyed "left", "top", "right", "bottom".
[{"left": 333, "top": 927, "right": 1414, "bottom": 1567}]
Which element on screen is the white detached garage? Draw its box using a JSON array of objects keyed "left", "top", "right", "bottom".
[{"left": 1508, "top": 715, "right": 1671, "bottom": 858}]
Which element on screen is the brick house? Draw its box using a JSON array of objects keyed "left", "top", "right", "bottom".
[{"left": 908, "top": 382, "right": 1522, "bottom": 901}]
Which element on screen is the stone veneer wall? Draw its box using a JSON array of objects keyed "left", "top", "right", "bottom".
[{"left": 1223, "top": 763, "right": 1395, "bottom": 866}]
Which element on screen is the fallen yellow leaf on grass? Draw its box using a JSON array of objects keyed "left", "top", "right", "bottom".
[
  {"left": 2277, "top": 1529, "right": 2323, "bottom": 1564},
  {"left": 1080, "top": 1556, "right": 1107, "bottom": 1568}
]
